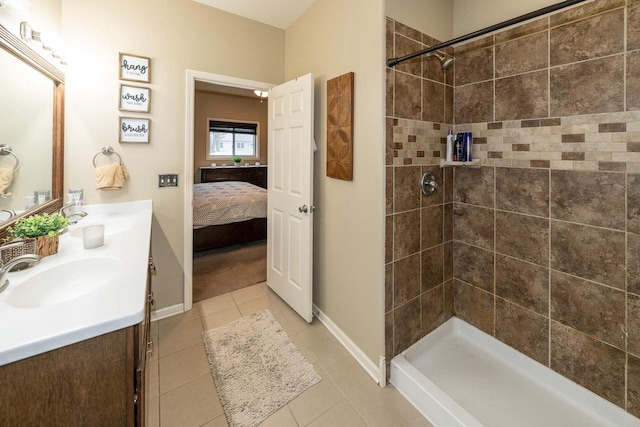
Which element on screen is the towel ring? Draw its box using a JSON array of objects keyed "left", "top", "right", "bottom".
[
  {"left": 0, "top": 145, "right": 20, "bottom": 171},
  {"left": 92, "top": 146, "right": 122, "bottom": 167}
]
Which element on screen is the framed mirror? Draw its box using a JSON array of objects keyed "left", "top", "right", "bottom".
[{"left": 0, "top": 23, "right": 64, "bottom": 238}]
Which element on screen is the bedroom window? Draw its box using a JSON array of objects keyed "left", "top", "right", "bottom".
[{"left": 208, "top": 119, "right": 258, "bottom": 159}]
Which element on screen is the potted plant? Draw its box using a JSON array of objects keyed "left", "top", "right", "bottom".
[
  {"left": 233, "top": 156, "right": 242, "bottom": 167},
  {"left": 8, "top": 213, "right": 69, "bottom": 257}
]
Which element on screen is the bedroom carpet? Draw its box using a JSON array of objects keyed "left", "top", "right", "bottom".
[
  {"left": 193, "top": 240, "right": 267, "bottom": 303},
  {"left": 202, "top": 310, "right": 321, "bottom": 427}
]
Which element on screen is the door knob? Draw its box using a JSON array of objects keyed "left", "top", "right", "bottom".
[{"left": 299, "top": 205, "right": 308, "bottom": 213}]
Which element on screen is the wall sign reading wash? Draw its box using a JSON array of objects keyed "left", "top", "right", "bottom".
[
  {"left": 119, "top": 84, "right": 150, "bottom": 112},
  {"left": 119, "top": 53, "right": 150, "bottom": 83},
  {"left": 119, "top": 117, "right": 150, "bottom": 143}
]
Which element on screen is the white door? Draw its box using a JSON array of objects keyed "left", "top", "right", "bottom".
[{"left": 267, "top": 73, "right": 314, "bottom": 323}]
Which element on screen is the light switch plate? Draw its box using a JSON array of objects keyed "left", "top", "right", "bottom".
[{"left": 158, "top": 174, "right": 178, "bottom": 188}]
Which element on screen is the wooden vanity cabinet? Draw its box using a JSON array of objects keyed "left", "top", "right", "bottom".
[{"left": 0, "top": 273, "right": 153, "bottom": 426}]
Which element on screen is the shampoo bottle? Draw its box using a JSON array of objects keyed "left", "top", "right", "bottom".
[
  {"left": 446, "top": 130, "right": 454, "bottom": 162},
  {"left": 455, "top": 134, "right": 464, "bottom": 161},
  {"left": 463, "top": 132, "right": 473, "bottom": 161}
]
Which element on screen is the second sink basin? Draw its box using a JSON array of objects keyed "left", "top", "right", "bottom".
[{"left": 8, "top": 257, "right": 122, "bottom": 309}]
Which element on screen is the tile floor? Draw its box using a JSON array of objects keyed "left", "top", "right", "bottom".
[{"left": 145, "top": 282, "right": 432, "bottom": 427}]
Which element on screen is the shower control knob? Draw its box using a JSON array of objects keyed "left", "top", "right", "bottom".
[
  {"left": 299, "top": 205, "right": 308, "bottom": 213},
  {"left": 421, "top": 173, "right": 438, "bottom": 196}
]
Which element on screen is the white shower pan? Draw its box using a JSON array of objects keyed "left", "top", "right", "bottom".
[{"left": 390, "top": 317, "right": 640, "bottom": 427}]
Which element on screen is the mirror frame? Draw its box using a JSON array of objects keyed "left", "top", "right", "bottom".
[{"left": 0, "top": 23, "right": 64, "bottom": 239}]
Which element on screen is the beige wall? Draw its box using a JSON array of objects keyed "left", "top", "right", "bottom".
[
  {"left": 60, "top": 0, "right": 285, "bottom": 309},
  {"left": 285, "top": 0, "right": 386, "bottom": 363},
  {"left": 194, "top": 91, "right": 268, "bottom": 175},
  {"left": 386, "top": 0, "right": 453, "bottom": 42}
]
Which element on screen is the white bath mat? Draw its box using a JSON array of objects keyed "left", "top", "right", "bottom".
[{"left": 202, "top": 309, "right": 321, "bottom": 427}]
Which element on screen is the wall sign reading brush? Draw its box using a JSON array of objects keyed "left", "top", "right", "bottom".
[{"left": 119, "top": 117, "right": 150, "bottom": 143}]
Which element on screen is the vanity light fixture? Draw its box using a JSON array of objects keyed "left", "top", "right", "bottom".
[
  {"left": 0, "top": 0, "right": 29, "bottom": 13},
  {"left": 19, "top": 21, "right": 66, "bottom": 65}
]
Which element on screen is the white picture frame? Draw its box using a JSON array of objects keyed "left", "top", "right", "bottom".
[
  {"left": 119, "top": 52, "right": 150, "bottom": 83},
  {"left": 119, "top": 117, "right": 150, "bottom": 143},
  {"left": 119, "top": 84, "right": 150, "bottom": 113}
]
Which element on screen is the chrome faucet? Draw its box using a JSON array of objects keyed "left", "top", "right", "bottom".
[
  {"left": 67, "top": 212, "right": 88, "bottom": 224},
  {"left": 59, "top": 204, "right": 88, "bottom": 224},
  {"left": 0, "top": 254, "right": 41, "bottom": 294},
  {"left": 1, "top": 209, "right": 16, "bottom": 218},
  {"left": 58, "top": 203, "right": 77, "bottom": 215}
]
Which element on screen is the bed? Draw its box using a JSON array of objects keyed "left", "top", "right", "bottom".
[{"left": 193, "top": 168, "right": 268, "bottom": 252}]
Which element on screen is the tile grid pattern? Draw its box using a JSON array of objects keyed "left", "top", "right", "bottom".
[
  {"left": 451, "top": 166, "right": 640, "bottom": 414},
  {"left": 398, "top": 112, "right": 640, "bottom": 172},
  {"left": 385, "top": 0, "right": 640, "bottom": 419},
  {"left": 385, "top": 17, "right": 455, "bottom": 383},
  {"left": 451, "top": 0, "right": 640, "bottom": 171},
  {"left": 147, "top": 283, "right": 431, "bottom": 427}
]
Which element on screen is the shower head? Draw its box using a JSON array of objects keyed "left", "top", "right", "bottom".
[{"left": 429, "top": 52, "right": 454, "bottom": 70}]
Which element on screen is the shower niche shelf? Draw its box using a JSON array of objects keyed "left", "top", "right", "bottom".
[{"left": 439, "top": 159, "right": 480, "bottom": 168}]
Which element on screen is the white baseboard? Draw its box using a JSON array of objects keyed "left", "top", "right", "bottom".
[
  {"left": 313, "top": 304, "right": 384, "bottom": 385},
  {"left": 151, "top": 303, "right": 185, "bottom": 322}
]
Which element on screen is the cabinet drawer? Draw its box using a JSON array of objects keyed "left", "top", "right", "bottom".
[
  {"left": 228, "top": 169, "right": 247, "bottom": 180},
  {"left": 253, "top": 168, "right": 266, "bottom": 180},
  {"left": 201, "top": 169, "right": 229, "bottom": 182}
]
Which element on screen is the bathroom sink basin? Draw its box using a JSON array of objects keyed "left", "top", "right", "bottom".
[
  {"left": 8, "top": 257, "right": 122, "bottom": 308},
  {"left": 68, "top": 217, "right": 134, "bottom": 238}
]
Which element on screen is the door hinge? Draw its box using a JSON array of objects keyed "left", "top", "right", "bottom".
[
  {"left": 133, "top": 393, "right": 138, "bottom": 405},
  {"left": 148, "top": 256, "right": 157, "bottom": 276}
]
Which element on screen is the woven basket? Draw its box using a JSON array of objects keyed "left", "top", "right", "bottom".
[
  {"left": 0, "top": 238, "right": 36, "bottom": 264},
  {"left": 35, "top": 234, "right": 59, "bottom": 257}
]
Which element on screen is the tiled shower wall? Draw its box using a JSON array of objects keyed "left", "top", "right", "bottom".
[
  {"left": 386, "top": 0, "right": 640, "bottom": 417},
  {"left": 384, "top": 18, "right": 455, "bottom": 380}
]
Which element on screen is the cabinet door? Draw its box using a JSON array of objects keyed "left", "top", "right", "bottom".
[
  {"left": 253, "top": 167, "right": 267, "bottom": 188},
  {"left": 0, "top": 329, "right": 132, "bottom": 426}
]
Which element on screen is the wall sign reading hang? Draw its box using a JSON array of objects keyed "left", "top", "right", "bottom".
[
  {"left": 119, "top": 117, "right": 150, "bottom": 143},
  {"left": 119, "top": 53, "right": 150, "bottom": 83},
  {"left": 119, "top": 84, "right": 150, "bottom": 112}
]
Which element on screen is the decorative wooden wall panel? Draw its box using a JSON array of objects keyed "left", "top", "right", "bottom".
[{"left": 326, "top": 72, "right": 354, "bottom": 180}]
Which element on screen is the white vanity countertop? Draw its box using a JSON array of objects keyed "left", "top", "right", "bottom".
[{"left": 0, "top": 199, "right": 153, "bottom": 366}]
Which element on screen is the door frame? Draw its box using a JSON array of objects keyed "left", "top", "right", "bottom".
[{"left": 183, "top": 70, "right": 274, "bottom": 312}]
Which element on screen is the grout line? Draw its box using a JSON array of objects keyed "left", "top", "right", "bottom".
[
  {"left": 493, "top": 165, "right": 497, "bottom": 337},
  {"left": 548, "top": 24, "right": 551, "bottom": 119},
  {"left": 456, "top": 198, "right": 627, "bottom": 234},
  {"left": 625, "top": 127, "right": 629, "bottom": 410},
  {"left": 548, "top": 165, "right": 553, "bottom": 368}
]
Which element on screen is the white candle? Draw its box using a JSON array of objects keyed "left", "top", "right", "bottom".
[{"left": 83, "top": 224, "right": 105, "bottom": 249}]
